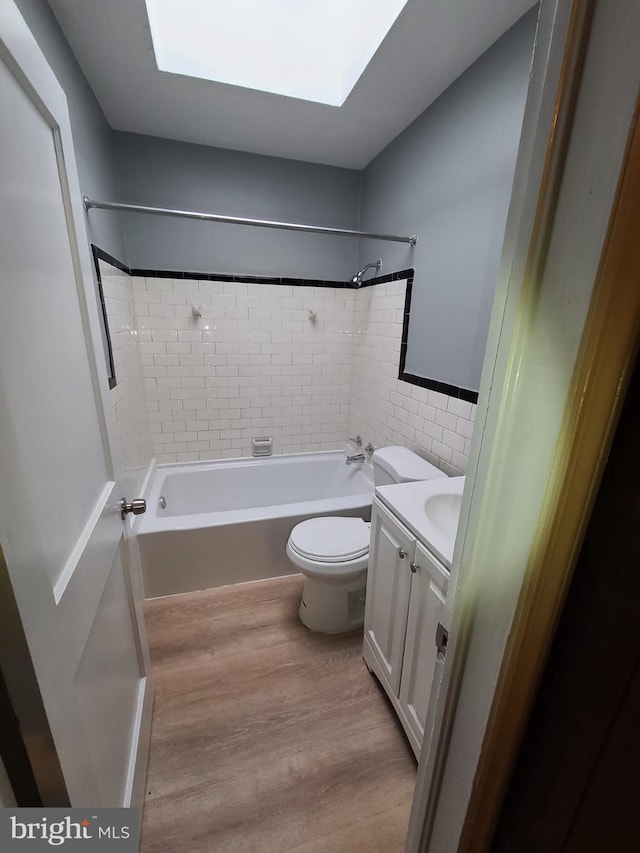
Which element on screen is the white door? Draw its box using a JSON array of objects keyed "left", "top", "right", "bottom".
[
  {"left": 364, "top": 499, "right": 414, "bottom": 693},
  {"left": 398, "top": 541, "right": 448, "bottom": 750},
  {"left": 0, "top": 0, "right": 152, "bottom": 807}
]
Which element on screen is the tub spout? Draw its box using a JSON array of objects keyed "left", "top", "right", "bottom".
[{"left": 346, "top": 453, "right": 365, "bottom": 465}]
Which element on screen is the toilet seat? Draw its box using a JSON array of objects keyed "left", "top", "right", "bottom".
[
  {"left": 288, "top": 517, "right": 370, "bottom": 563},
  {"left": 286, "top": 517, "right": 370, "bottom": 583}
]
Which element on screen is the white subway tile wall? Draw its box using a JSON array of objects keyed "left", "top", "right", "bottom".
[
  {"left": 133, "top": 277, "right": 354, "bottom": 462},
  {"left": 99, "top": 260, "right": 154, "bottom": 495},
  {"left": 349, "top": 279, "right": 476, "bottom": 476},
  {"left": 101, "top": 262, "right": 476, "bottom": 473}
]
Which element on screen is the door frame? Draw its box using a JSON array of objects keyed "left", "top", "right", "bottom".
[
  {"left": 456, "top": 86, "right": 640, "bottom": 853},
  {"left": 0, "top": 0, "right": 153, "bottom": 808},
  {"left": 406, "top": 0, "right": 640, "bottom": 849}
]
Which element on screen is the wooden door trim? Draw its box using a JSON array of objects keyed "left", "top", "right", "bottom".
[
  {"left": 407, "top": 0, "right": 640, "bottom": 849},
  {"left": 457, "top": 87, "right": 640, "bottom": 853},
  {"left": 407, "top": 1, "right": 594, "bottom": 847}
]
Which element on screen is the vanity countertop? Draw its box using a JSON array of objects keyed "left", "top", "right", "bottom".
[{"left": 375, "top": 476, "right": 466, "bottom": 567}]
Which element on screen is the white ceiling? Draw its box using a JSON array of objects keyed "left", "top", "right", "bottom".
[{"left": 48, "top": 0, "right": 537, "bottom": 169}]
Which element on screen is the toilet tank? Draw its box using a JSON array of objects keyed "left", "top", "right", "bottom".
[{"left": 372, "top": 446, "right": 447, "bottom": 486}]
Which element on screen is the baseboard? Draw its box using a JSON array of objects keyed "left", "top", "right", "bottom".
[{"left": 123, "top": 675, "right": 154, "bottom": 809}]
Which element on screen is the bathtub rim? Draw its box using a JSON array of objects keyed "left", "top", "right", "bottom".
[{"left": 139, "top": 450, "right": 375, "bottom": 535}]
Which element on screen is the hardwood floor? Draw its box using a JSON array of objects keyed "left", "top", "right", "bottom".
[{"left": 141, "top": 575, "right": 417, "bottom": 852}]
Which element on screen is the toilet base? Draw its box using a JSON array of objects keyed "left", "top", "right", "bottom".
[{"left": 298, "top": 573, "right": 367, "bottom": 634}]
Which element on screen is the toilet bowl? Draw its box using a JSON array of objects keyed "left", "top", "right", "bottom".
[{"left": 286, "top": 446, "right": 447, "bottom": 634}]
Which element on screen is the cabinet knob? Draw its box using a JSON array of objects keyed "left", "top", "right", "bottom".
[
  {"left": 410, "top": 561, "right": 418, "bottom": 573},
  {"left": 398, "top": 548, "right": 406, "bottom": 559}
]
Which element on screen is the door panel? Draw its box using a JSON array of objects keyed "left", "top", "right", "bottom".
[
  {"left": 0, "top": 2, "right": 151, "bottom": 808},
  {"left": 75, "top": 552, "right": 142, "bottom": 807},
  {"left": 364, "top": 499, "right": 414, "bottom": 693},
  {"left": 399, "top": 541, "right": 448, "bottom": 748},
  {"left": 0, "top": 53, "right": 107, "bottom": 590}
]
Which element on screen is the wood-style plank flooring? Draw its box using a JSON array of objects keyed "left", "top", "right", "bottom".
[{"left": 141, "top": 575, "right": 417, "bottom": 852}]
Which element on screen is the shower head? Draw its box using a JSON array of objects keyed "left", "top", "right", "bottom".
[{"left": 351, "top": 258, "right": 382, "bottom": 287}]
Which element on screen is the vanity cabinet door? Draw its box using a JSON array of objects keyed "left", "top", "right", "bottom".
[
  {"left": 364, "top": 498, "right": 415, "bottom": 694},
  {"left": 398, "top": 540, "right": 449, "bottom": 750}
]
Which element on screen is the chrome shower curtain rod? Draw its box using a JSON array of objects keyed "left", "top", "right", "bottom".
[{"left": 83, "top": 196, "right": 418, "bottom": 246}]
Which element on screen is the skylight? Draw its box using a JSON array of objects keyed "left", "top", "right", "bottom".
[{"left": 145, "top": 0, "right": 409, "bottom": 107}]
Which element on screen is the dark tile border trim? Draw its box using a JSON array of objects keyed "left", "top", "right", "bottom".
[
  {"left": 93, "top": 255, "right": 412, "bottom": 291},
  {"left": 397, "top": 273, "right": 479, "bottom": 404},
  {"left": 91, "top": 246, "right": 118, "bottom": 390},
  {"left": 92, "top": 249, "right": 479, "bottom": 404},
  {"left": 356, "top": 267, "right": 415, "bottom": 288},
  {"left": 399, "top": 371, "right": 479, "bottom": 404},
  {"left": 93, "top": 246, "right": 129, "bottom": 275},
  {"left": 130, "top": 267, "right": 350, "bottom": 289}
]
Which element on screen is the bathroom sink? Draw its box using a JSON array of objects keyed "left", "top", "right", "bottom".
[
  {"left": 375, "top": 475, "right": 466, "bottom": 567},
  {"left": 424, "top": 492, "right": 463, "bottom": 541}
]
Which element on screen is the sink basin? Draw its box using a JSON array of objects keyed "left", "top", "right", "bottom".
[
  {"left": 424, "top": 492, "right": 463, "bottom": 541},
  {"left": 375, "top": 475, "right": 466, "bottom": 567}
]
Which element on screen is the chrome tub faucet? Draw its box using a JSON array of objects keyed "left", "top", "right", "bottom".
[{"left": 346, "top": 453, "right": 365, "bottom": 465}]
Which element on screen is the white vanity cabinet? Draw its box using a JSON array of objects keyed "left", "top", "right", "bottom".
[{"left": 363, "top": 496, "right": 449, "bottom": 757}]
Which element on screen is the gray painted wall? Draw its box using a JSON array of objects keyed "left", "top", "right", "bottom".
[
  {"left": 113, "top": 133, "right": 361, "bottom": 280},
  {"left": 14, "top": 0, "right": 536, "bottom": 385},
  {"left": 358, "top": 8, "right": 538, "bottom": 391},
  {"left": 13, "top": 0, "right": 125, "bottom": 260}
]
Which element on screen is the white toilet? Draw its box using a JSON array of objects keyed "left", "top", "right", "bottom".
[{"left": 286, "top": 446, "right": 447, "bottom": 634}]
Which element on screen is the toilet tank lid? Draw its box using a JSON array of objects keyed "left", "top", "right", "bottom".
[{"left": 372, "top": 446, "right": 448, "bottom": 482}]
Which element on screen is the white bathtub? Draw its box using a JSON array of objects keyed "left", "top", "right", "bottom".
[{"left": 138, "top": 451, "right": 374, "bottom": 598}]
